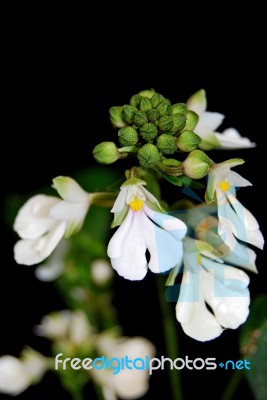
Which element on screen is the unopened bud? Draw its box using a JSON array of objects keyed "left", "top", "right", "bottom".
[
  {"left": 137, "top": 143, "right": 161, "bottom": 168},
  {"left": 118, "top": 126, "right": 139, "bottom": 146},
  {"left": 156, "top": 134, "right": 177, "bottom": 154},
  {"left": 109, "top": 106, "right": 126, "bottom": 128},
  {"left": 158, "top": 115, "right": 173, "bottom": 131},
  {"left": 147, "top": 108, "right": 160, "bottom": 122},
  {"left": 176, "top": 130, "right": 201, "bottom": 152},
  {"left": 139, "top": 89, "right": 155, "bottom": 98},
  {"left": 140, "top": 123, "right": 158, "bottom": 142},
  {"left": 130, "top": 94, "right": 142, "bottom": 108},
  {"left": 182, "top": 150, "right": 213, "bottom": 179},
  {"left": 151, "top": 93, "right": 165, "bottom": 108},
  {"left": 184, "top": 110, "right": 199, "bottom": 131},
  {"left": 93, "top": 142, "right": 120, "bottom": 164},
  {"left": 172, "top": 114, "right": 186, "bottom": 133},
  {"left": 134, "top": 111, "right": 148, "bottom": 126},
  {"left": 157, "top": 101, "right": 170, "bottom": 116},
  {"left": 139, "top": 97, "right": 152, "bottom": 113},
  {"left": 122, "top": 105, "right": 136, "bottom": 124},
  {"left": 170, "top": 103, "right": 187, "bottom": 115}
]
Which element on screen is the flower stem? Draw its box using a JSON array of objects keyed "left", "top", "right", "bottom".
[
  {"left": 220, "top": 370, "right": 243, "bottom": 400},
  {"left": 71, "top": 389, "right": 84, "bottom": 400},
  {"left": 156, "top": 275, "right": 183, "bottom": 400}
]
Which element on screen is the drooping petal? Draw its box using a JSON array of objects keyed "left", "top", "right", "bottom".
[
  {"left": 13, "top": 195, "right": 60, "bottom": 239},
  {"left": 222, "top": 242, "right": 258, "bottom": 273},
  {"left": 198, "top": 111, "right": 225, "bottom": 131},
  {"left": 111, "top": 187, "right": 128, "bottom": 213},
  {"left": 14, "top": 221, "right": 66, "bottom": 265},
  {"left": 215, "top": 128, "right": 256, "bottom": 149},
  {"left": 35, "top": 311, "right": 72, "bottom": 340},
  {"left": 108, "top": 211, "right": 148, "bottom": 280},
  {"left": 227, "top": 170, "right": 252, "bottom": 187},
  {"left": 0, "top": 356, "right": 31, "bottom": 395},
  {"left": 53, "top": 176, "right": 90, "bottom": 202}
]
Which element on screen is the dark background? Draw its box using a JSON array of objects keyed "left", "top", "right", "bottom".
[{"left": 1, "top": 12, "right": 266, "bottom": 399}]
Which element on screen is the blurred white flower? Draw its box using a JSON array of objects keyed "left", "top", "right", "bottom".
[
  {"left": 36, "top": 309, "right": 93, "bottom": 345},
  {"left": 176, "top": 238, "right": 250, "bottom": 341},
  {"left": 91, "top": 259, "right": 114, "bottom": 285},
  {"left": 14, "top": 177, "right": 91, "bottom": 266},
  {"left": 35, "top": 240, "right": 69, "bottom": 281},
  {"left": 206, "top": 159, "right": 264, "bottom": 250},
  {"left": 92, "top": 334, "right": 156, "bottom": 399},
  {"left": 108, "top": 178, "right": 187, "bottom": 280},
  {"left": 187, "top": 89, "right": 255, "bottom": 150},
  {"left": 0, "top": 349, "right": 47, "bottom": 396}
]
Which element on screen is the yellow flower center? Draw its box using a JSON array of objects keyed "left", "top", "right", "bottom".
[
  {"left": 219, "top": 180, "right": 230, "bottom": 192},
  {"left": 129, "top": 197, "right": 143, "bottom": 211}
]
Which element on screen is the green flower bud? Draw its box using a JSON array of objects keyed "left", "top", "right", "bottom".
[
  {"left": 182, "top": 150, "right": 213, "bottom": 179},
  {"left": 157, "top": 101, "right": 170, "bottom": 116},
  {"left": 176, "top": 130, "right": 202, "bottom": 152},
  {"left": 139, "top": 89, "right": 155, "bottom": 98},
  {"left": 156, "top": 134, "right": 177, "bottom": 154},
  {"left": 109, "top": 106, "right": 126, "bottom": 128},
  {"left": 130, "top": 94, "right": 142, "bottom": 108},
  {"left": 139, "top": 97, "right": 152, "bottom": 113},
  {"left": 140, "top": 123, "right": 158, "bottom": 142},
  {"left": 151, "top": 93, "right": 165, "bottom": 108},
  {"left": 93, "top": 142, "right": 120, "bottom": 164},
  {"left": 118, "top": 126, "right": 139, "bottom": 146},
  {"left": 147, "top": 108, "right": 160, "bottom": 122},
  {"left": 184, "top": 110, "right": 199, "bottom": 131},
  {"left": 171, "top": 114, "right": 187, "bottom": 133},
  {"left": 158, "top": 115, "right": 173, "bottom": 131},
  {"left": 170, "top": 103, "right": 187, "bottom": 115},
  {"left": 133, "top": 111, "right": 148, "bottom": 126},
  {"left": 137, "top": 143, "right": 161, "bottom": 168},
  {"left": 122, "top": 105, "right": 136, "bottom": 124}
]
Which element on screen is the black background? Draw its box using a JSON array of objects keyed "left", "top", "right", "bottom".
[{"left": 1, "top": 10, "right": 266, "bottom": 400}]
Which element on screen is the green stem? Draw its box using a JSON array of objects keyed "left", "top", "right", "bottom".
[
  {"left": 70, "top": 389, "right": 84, "bottom": 400},
  {"left": 220, "top": 370, "right": 243, "bottom": 400},
  {"left": 156, "top": 275, "right": 183, "bottom": 400}
]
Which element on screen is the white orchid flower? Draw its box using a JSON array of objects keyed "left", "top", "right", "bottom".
[
  {"left": 92, "top": 334, "right": 155, "bottom": 400},
  {"left": 176, "top": 238, "right": 250, "bottom": 341},
  {"left": 107, "top": 178, "right": 187, "bottom": 280},
  {"left": 35, "top": 239, "right": 69, "bottom": 281},
  {"left": 0, "top": 349, "right": 47, "bottom": 396},
  {"left": 206, "top": 159, "right": 264, "bottom": 251},
  {"left": 187, "top": 89, "right": 255, "bottom": 150},
  {"left": 14, "top": 177, "right": 91, "bottom": 266}
]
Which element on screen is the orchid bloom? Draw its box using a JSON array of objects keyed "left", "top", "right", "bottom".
[
  {"left": 187, "top": 89, "right": 255, "bottom": 150},
  {"left": 92, "top": 334, "right": 155, "bottom": 400},
  {"left": 0, "top": 349, "right": 47, "bottom": 396},
  {"left": 206, "top": 159, "right": 264, "bottom": 251},
  {"left": 14, "top": 177, "right": 91, "bottom": 266},
  {"left": 107, "top": 178, "right": 187, "bottom": 280},
  {"left": 176, "top": 238, "right": 250, "bottom": 341}
]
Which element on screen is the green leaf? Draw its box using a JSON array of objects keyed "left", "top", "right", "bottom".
[
  {"left": 239, "top": 295, "right": 267, "bottom": 400},
  {"left": 179, "top": 175, "right": 204, "bottom": 189}
]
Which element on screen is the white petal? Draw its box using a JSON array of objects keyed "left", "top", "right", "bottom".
[
  {"left": 35, "top": 240, "right": 68, "bottom": 281},
  {"left": 140, "top": 212, "right": 183, "bottom": 273},
  {"left": 227, "top": 171, "right": 252, "bottom": 187},
  {"left": 91, "top": 259, "right": 113, "bottom": 285},
  {"left": 198, "top": 111, "right": 225, "bottom": 131},
  {"left": 187, "top": 89, "right": 207, "bottom": 116},
  {"left": 35, "top": 311, "right": 72, "bottom": 339},
  {"left": 176, "top": 270, "right": 223, "bottom": 341},
  {"left": 201, "top": 266, "right": 250, "bottom": 329},
  {"left": 0, "top": 356, "right": 31, "bottom": 395},
  {"left": 215, "top": 128, "right": 256, "bottom": 149},
  {"left": 140, "top": 186, "right": 159, "bottom": 204},
  {"left": 22, "top": 348, "right": 48, "bottom": 382},
  {"left": 111, "top": 187, "right": 128, "bottom": 213},
  {"left": 14, "top": 221, "right": 66, "bottom": 265},
  {"left": 69, "top": 310, "right": 93, "bottom": 345},
  {"left": 222, "top": 242, "right": 258, "bottom": 273},
  {"left": 108, "top": 210, "right": 133, "bottom": 258},
  {"left": 113, "top": 369, "right": 150, "bottom": 399},
  {"left": 109, "top": 212, "right": 148, "bottom": 280},
  {"left": 226, "top": 193, "right": 259, "bottom": 230},
  {"left": 53, "top": 176, "right": 90, "bottom": 202},
  {"left": 50, "top": 200, "right": 89, "bottom": 237},
  {"left": 14, "top": 195, "right": 60, "bottom": 239}
]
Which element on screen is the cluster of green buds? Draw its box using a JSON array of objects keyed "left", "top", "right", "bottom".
[{"left": 93, "top": 89, "right": 214, "bottom": 180}]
